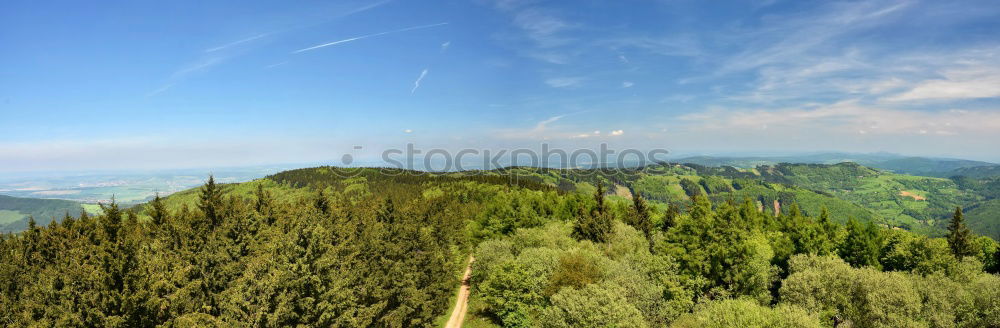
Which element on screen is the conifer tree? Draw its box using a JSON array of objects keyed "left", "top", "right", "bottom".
[
  {"left": 314, "top": 188, "right": 330, "bottom": 215},
  {"left": 629, "top": 195, "right": 653, "bottom": 250},
  {"left": 100, "top": 200, "right": 122, "bottom": 242},
  {"left": 593, "top": 184, "right": 607, "bottom": 216},
  {"left": 253, "top": 183, "right": 273, "bottom": 215},
  {"left": 947, "top": 207, "right": 975, "bottom": 258},
  {"left": 198, "top": 175, "right": 223, "bottom": 228},
  {"left": 573, "top": 185, "right": 612, "bottom": 243},
  {"left": 150, "top": 193, "right": 168, "bottom": 226},
  {"left": 662, "top": 203, "right": 680, "bottom": 231},
  {"left": 839, "top": 218, "right": 882, "bottom": 269}
]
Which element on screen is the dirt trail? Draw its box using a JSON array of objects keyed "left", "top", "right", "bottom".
[
  {"left": 899, "top": 191, "right": 926, "bottom": 201},
  {"left": 444, "top": 256, "right": 474, "bottom": 328}
]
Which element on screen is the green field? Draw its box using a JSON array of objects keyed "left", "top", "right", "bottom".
[{"left": 0, "top": 210, "right": 25, "bottom": 225}]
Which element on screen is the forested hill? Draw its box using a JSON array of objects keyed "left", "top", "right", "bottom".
[
  {"left": 0, "top": 195, "right": 83, "bottom": 233},
  {"left": 1, "top": 166, "right": 999, "bottom": 327},
  {"left": 681, "top": 162, "right": 1000, "bottom": 239},
  {"left": 675, "top": 153, "right": 996, "bottom": 176}
]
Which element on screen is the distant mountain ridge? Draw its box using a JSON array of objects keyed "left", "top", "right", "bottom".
[{"left": 675, "top": 152, "right": 998, "bottom": 176}]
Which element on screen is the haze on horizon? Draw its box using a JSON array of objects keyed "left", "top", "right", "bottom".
[{"left": 2, "top": 0, "right": 1000, "bottom": 173}]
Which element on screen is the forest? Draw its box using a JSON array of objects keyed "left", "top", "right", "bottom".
[
  {"left": 0, "top": 195, "right": 84, "bottom": 233},
  {"left": 1, "top": 166, "right": 999, "bottom": 327}
]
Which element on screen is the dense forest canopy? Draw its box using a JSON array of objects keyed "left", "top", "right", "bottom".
[{"left": 1, "top": 165, "right": 999, "bottom": 327}]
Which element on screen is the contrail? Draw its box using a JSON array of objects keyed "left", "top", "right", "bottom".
[
  {"left": 411, "top": 68, "right": 428, "bottom": 93},
  {"left": 293, "top": 22, "right": 449, "bottom": 53},
  {"left": 205, "top": 33, "right": 270, "bottom": 53}
]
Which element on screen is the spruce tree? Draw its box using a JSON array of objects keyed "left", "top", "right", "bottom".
[
  {"left": 573, "top": 185, "right": 612, "bottom": 243},
  {"left": 100, "top": 200, "right": 122, "bottom": 242},
  {"left": 150, "top": 193, "right": 168, "bottom": 226},
  {"left": 839, "top": 218, "right": 882, "bottom": 268},
  {"left": 198, "top": 175, "right": 223, "bottom": 228},
  {"left": 253, "top": 183, "right": 273, "bottom": 215},
  {"left": 662, "top": 203, "right": 680, "bottom": 231},
  {"left": 947, "top": 207, "right": 975, "bottom": 258},
  {"left": 629, "top": 195, "right": 653, "bottom": 250},
  {"left": 593, "top": 184, "right": 607, "bottom": 215},
  {"left": 314, "top": 188, "right": 331, "bottom": 215}
]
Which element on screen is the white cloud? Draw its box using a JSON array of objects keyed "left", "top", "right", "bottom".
[
  {"left": 679, "top": 101, "right": 1000, "bottom": 137},
  {"left": 545, "top": 77, "right": 583, "bottom": 88},
  {"left": 411, "top": 68, "right": 429, "bottom": 93},
  {"left": 534, "top": 115, "right": 564, "bottom": 131},
  {"left": 264, "top": 61, "right": 288, "bottom": 69},
  {"left": 441, "top": 41, "right": 451, "bottom": 52},
  {"left": 488, "top": 1, "right": 578, "bottom": 64},
  {"left": 885, "top": 66, "right": 1000, "bottom": 101},
  {"left": 511, "top": 8, "right": 575, "bottom": 48},
  {"left": 610, "top": 130, "right": 624, "bottom": 136},
  {"left": 404, "top": 129, "right": 413, "bottom": 133},
  {"left": 622, "top": 81, "right": 634, "bottom": 88}
]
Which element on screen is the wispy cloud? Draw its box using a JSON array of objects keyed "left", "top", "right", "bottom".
[
  {"left": 622, "top": 81, "right": 634, "bottom": 88},
  {"left": 265, "top": 61, "right": 288, "bottom": 69},
  {"left": 204, "top": 33, "right": 270, "bottom": 53},
  {"left": 411, "top": 68, "right": 429, "bottom": 93},
  {"left": 293, "top": 22, "right": 449, "bottom": 53},
  {"left": 885, "top": 64, "right": 1000, "bottom": 101},
  {"left": 534, "top": 115, "right": 564, "bottom": 131},
  {"left": 146, "top": 83, "right": 175, "bottom": 97},
  {"left": 545, "top": 77, "right": 582, "bottom": 88},
  {"left": 148, "top": 1, "right": 392, "bottom": 96},
  {"left": 148, "top": 56, "right": 226, "bottom": 96},
  {"left": 487, "top": 1, "right": 578, "bottom": 64},
  {"left": 679, "top": 100, "right": 1000, "bottom": 137},
  {"left": 441, "top": 41, "right": 451, "bottom": 53}
]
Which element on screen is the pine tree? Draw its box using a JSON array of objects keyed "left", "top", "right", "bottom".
[
  {"left": 662, "top": 203, "right": 680, "bottom": 231},
  {"left": 198, "top": 175, "right": 223, "bottom": 228},
  {"left": 947, "top": 207, "right": 975, "bottom": 258},
  {"left": 629, "top": 195, "right": 653, "bottom": 250},
  {"left": 100, "top": 200, "right": 122, "bottom": 242},
  {"left": 573, "top": 185, "right": 612, "bottom": 243},
  {"left": 253, "top": 183, "right": 273, "bottom": 215},
  {"left": 839, "top": 218, "right": 882, "bottom": 268},
  {"left": 314, "top": 188, "right": 330, "bottom": 215},
  {"left": 593, "top": 184, "right": 607, "bottom": 216},
  {"left": 150, "top": 193, "right": 168, "bottom": 226}
]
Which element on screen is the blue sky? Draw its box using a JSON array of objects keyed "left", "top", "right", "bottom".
[{"left": 1, "top": 0, "right": 999, "bottom": 172}]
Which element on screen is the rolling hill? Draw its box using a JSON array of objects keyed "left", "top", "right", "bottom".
[
  {"left": 675, "top": 152, "right": 995, "bottom": 176},
  {"left": 0, "top": 195, "right": 84, "bottom": 233}
]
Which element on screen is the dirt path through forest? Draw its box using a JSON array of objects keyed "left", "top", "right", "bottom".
[{"left": 444, "top": 256, "right": 474, "bottom": 328}]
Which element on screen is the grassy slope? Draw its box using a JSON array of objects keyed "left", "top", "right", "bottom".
[
  {"left": 0, "top": 210, "right": 25, "bottom": 225},
  {"left": 966, "top": 199, "right": 1000, "bottom": 240}
]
